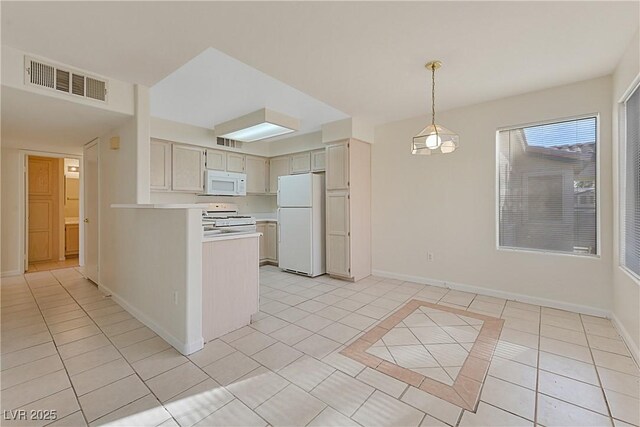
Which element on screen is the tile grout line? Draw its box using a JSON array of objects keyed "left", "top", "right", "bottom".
[
  {"left": 533, "top": 304, "right": 541, "bottom": 427},
  {"left": 578, "top": 313, "right": 616, "bottom": 427},
  {"left": 21, "top": 273, "right": 91, "bottom": 427},
  {"left": 39, "top": 270, "right": 177, "bottom": 426}
]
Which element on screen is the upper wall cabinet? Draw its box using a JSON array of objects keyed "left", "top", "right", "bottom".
[
  {"left": 311, "top": 149, "right": 326, "bottom": 172},
  {"left": 326, "top": 142, "right": 349, "bottom": 190},
  {"left": 172, "top": 144, "right": 204, "bottom": 192},
  {"left": 227, "top": 153, "right": 246, "bottom": 173},
  {"left": 246, "top": 155, "right": 269, "bottom": 194},
  {"left": 150, "top": 139, "right": 172, "bottom": 191},
  {"left": 290, "top": 152, "right": 311, "bottom": 174},
  {"left": 269, "top": 156, "right": 291, "bottom": 194},
  {"left": 205, "top": 149, "right": 227, "bottom": 171}
]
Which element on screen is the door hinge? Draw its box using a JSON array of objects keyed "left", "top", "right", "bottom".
[{"left": 348, "top": 232, "right": 350, "bottom": 237}]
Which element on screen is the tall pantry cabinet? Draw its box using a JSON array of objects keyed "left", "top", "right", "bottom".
[{"left": 325, "top": 139, "right": 371, "bottom": 281}]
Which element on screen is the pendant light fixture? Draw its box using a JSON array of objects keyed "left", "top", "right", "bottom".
[{"left": 412, "top": 60, "right": 459, "bottom": 155}]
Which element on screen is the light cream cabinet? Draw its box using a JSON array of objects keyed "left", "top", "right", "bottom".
[
  {"left": 205, "top": 149, "right": 227, "bottom": 171},
  {"left": 326, "top": 191, "right": 350, "bottom": 276},
  {"left": 325, "top": 139, "right": 371, "bottom": 281},
  {"left": 257, "top": 223, "right": 267, "bottom": 260},
  {"left": 172, "top": 144, "right": 204, "bottom": 192},
  {"left": 246, "top": 156, "right": 269, "bottom": 194},
  {"left": 257, "top": 221, "right": 278, "bottom": 264},
  {"left": 290, "top": 152, "right": 311, "bottom": 174},
  {"left": 227, "top": 153, "right": 245, "bottom": 173},
  {"left": 65, "top": 223, "right": 79, "bottom": 256},
  {"left": 311, "top": 149, "right": 326, "bottom": 172},
  {"left": 326, "top": 142, "right": 349, "bottom": 190},
  {"left": 266, "top": 223, "right": 278, "bottom": 261},
  {"left": 269, "top": 156, "right": 291, "bottom": 194},
  {"left": 150, "top": 139, "right": 172, "bottom": 191}
]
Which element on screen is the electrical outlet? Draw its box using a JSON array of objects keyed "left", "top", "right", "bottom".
[
  {"left": 427, "top": 252, "right": 434, "bottom": 262},
  {"left": 173, "top": 291, "right": 178, "bottom": 305}
]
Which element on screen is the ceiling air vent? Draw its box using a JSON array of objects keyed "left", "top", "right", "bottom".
[
  {"left": 25, "top": 56, "right": 108, "bottom": 103},
  {"left": 72, "top": 73, "right": 85, "bottom": 96},
  {"left": 86, "top": 77, "right": 106, "bottom": 101},
  {"left": 216, "top": 137, "right": 243, "bottom": 149},
  {"left": 56, "top": 69, "right": 69, "bottom": 92},
  {"left": 29, "top": 59, "right": 55, "bottom": 89}
]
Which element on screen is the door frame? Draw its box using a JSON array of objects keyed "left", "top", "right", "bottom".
[
  {"left": 19, "top": 149, "right": 83, "bottom": 272},
  {"left": 82, "top": 139, "right": 100, "bottom": 285}
]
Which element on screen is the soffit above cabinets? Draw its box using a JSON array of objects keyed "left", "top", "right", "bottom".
[{"left": 150, "top": 48, "right": 348, "bottom": 141}]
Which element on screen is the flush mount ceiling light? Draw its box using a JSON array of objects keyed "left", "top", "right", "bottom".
[
  {"left": 215, "top": 108, "right": 299, "bottom": 142},
  {"left": 412, "top": 61, "right": 459, "bottom": 155}
]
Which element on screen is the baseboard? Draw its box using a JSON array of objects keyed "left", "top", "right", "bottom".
[
  {"left": 371, "top": 269, "right": 610, "bottom": 318},
  {"left": 98, "top": 283, "right": 204, "bottom": 356},
  {"left": 1, "top": 270, "right": 22, "bottom": 278},
  {"left": 611, "top": 313, "right": 640, "bottom": 367}
]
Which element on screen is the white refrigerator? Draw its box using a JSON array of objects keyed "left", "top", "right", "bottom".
[{"left": 277, "top": 173, "right": 326, "bottom": 277}]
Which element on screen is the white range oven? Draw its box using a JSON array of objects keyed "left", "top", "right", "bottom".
[
  {"left": 203, "top": 170, "right": 247, "bottom": 196},
  {"left": 201, "top": 203, "right": 256, "bottom": 237}
]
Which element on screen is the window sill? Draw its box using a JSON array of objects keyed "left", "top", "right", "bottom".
[
  {"left": 497, "top": 246, "right": 600, "bottom": 259},
  {"left": 619, "top": 265, "right": 640, "bottom": 286}
]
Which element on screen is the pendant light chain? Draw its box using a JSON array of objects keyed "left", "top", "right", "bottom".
[
  {"left": 431, "top": 64, "right": 436, "bottom": 126},
  {"left": 431, "top": 63, "right": 440, "bottom": 141}
]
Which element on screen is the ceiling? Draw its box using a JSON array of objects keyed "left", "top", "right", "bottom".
[
  {"left": 1, "top": 86, "right": 131, "bottom": 153},
  {"left": 150, "top": 48, "right": 348, "bottom": 134},
  {"left": 2, "top": 1, "right": 638, "bottom": 127}
]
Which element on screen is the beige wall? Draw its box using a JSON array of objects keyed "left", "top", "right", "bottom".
[
  {"left": 612, "top": 30, "right": 640, "bottom": 359},
  {"left": 372, "top": 76, "right": 613, "bottom": 314},
  {"left": 1, "top": 148, "right": 23, "bottom": 275},
  {"left": 1, "top": 145, "right": 84, "bottom": 275}
]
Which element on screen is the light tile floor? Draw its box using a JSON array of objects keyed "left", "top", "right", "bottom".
[
  {"left": 1, "top": 266, "right": 638, "bottom": 427},
  {"left": 367, "top": 307, "right": 483, "bottom": 386},
  {"left": 27, "top": 256, "right": 79, "bottom": 273}
]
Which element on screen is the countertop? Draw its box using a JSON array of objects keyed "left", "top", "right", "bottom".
[
  {"left": 250, "top": 213, "right": 277, "bottom": 222},
  {"left": 65, "top": 217, "right": 79, "bottom": 225},
  {"left": 111, "top": 203, "right": 204, "bottom": 209},
  {"left": 202, "top": 232, "right": 262, "bottom": 243}
]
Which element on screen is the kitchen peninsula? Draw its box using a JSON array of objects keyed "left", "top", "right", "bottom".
[{"left": 108, "top": 203, "right": 260, "bottom": 355}]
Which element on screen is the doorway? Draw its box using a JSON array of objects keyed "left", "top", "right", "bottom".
[{"left": 25, "top": 154, "right": 82, "bottom": 272}]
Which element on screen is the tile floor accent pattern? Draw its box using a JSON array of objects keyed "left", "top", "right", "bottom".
[
  {"left": 1, "top": 266, "right": 638, "bottom": 427},
  {"left": 342, "top": 300, "right": 503, "bottom": 410}
]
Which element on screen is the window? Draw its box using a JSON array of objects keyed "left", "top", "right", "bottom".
[
  {"left": 623, "top": 85, "right": 639, "bottom": 277},
  {"left": 498, "top": 116, "right": 598, "bottom": 255}
]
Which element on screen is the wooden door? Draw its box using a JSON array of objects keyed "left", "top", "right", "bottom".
[
  {"left": 245, "top": 156, "right": 268, "bottom": 194},
  {"left": 326, "top": 141, "right": 349, "bottom": 190},
  {"left": 28, "top": 156, "right": 60, "bottom": 262},
  {"left": 326, "top": 190, "right": 350, "bottom": 277},
  {"left": 290, "top": 152, "right": 311, "bottom": 174},
  {"left": 84, "top": 141, "right": 99, "bottom": 284},
  {"left": 268, "top": 156, "right": 290, "bottom": 194},
  {"left": 172, "top": 144, "right": 204, "bottom": 192}
]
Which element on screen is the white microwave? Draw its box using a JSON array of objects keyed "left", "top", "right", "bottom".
[{"left": 203, "top": 170, "right": 247, "bottom": 196}]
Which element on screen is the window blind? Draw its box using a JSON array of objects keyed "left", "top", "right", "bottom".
[
  {"left": 624, "top": 86, "right": 639, "bottom": 276},
  {"left": 498, "top": 117, "right": 597, "bottom": 255}
]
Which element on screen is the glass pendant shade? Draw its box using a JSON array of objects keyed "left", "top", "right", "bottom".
[{"left": 412, "top": 124, "right": 459, "bottom": 155}]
